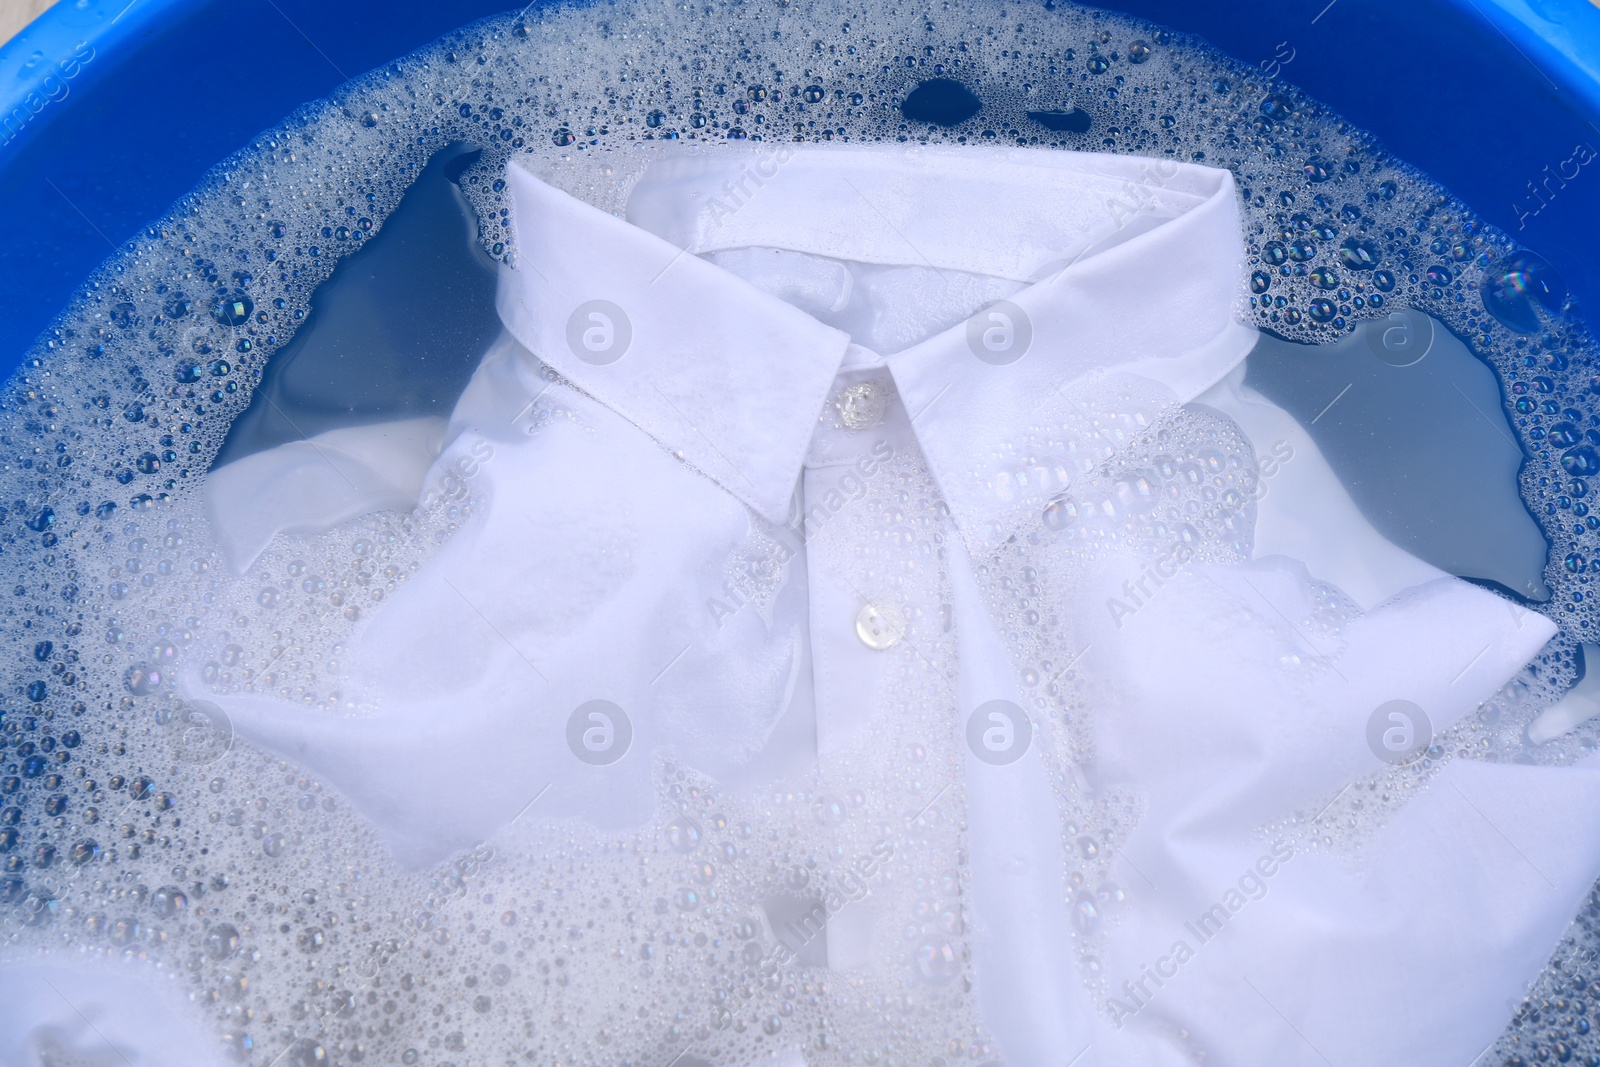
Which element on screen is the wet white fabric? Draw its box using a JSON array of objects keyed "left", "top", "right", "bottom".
[
  {"left": 1193, "top": 363, "right": 1447, "bottom": 611},
  {"left": 0, "top": 960, "right": 228, "bottom": 1067},
  {"left": 192, "top": 145, "right": 1600, "bottom": 1066},
  {"left": 1532, "top": 643, "right": 1600, "bottom": 742},
  {"left": 206, "top": 415, "right": 446, "bottom": 574}
]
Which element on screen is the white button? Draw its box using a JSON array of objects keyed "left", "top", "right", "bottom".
[
  {"left": 855, "top": 602, "right": 905, "bottom": 650},
  {"left": 836, "top": 381, "right": 887, "bottom": 430}
]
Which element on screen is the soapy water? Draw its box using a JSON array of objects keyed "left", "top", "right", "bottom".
[{"left": 2, "top": 0, "right": 1599, "bottom": 1063}]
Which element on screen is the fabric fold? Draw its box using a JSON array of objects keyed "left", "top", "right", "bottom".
[
  {"left": 205, "top": 415, "right": 446, "bottom": 573},
  {"left": 500, "top": 162, "right": 853, "bottom": 524}
]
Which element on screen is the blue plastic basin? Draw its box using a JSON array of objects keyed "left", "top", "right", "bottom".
[{"left": 0, "top": 0, "right": 1597, "bottom": 372}]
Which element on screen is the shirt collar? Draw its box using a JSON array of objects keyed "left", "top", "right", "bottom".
[{"left": 499, "top": 144, "right": 1256, "bottom": 535}]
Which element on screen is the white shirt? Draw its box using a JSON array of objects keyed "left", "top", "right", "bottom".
[{"left": 192, "top": 144, "right": 1600, "bottom": 1067}]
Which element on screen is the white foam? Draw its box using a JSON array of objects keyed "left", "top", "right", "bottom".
[{"left": 0, "top": 1, "right": 1594, "bottom": 1064}]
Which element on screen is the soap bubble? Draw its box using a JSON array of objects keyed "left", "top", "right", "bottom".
[
  {"left": 151, "top": 885, "right": 187, "bottom": 918},
  {"left": 209, "top": 289, "right": 254, "bottom": 327},
  {"left": 666, "top": 815, "right": 704, "bottom": 853},
  {"left": 205, "top": 923, "right": 240, "bottom": 960},
  {"left": 1339, "top": 236, "right": 1379, "bottom": 270},
  {"left": 123, "top": 663, "right": 162, "bottom": 695},
  {"left": 914, "top": 939, "right": 959, "bottom": 982},
  {"left": 1481, "top": 251, "right": 1567, "bottom": 334}
]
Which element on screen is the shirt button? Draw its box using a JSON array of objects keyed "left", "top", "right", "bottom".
[
  {"left": 836, "top": 381, "right": 888, "bottom": 430},
  {"left": 855, "top": 602, "right": 905, "bottom": 650}
]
